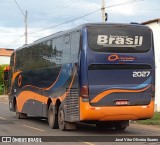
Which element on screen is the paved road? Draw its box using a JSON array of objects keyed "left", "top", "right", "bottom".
[{"left": 0, "top": 95, "right": 160, "bottom": 145}]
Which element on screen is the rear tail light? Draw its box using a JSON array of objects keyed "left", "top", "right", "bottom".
[{"left": 80, "top": 85, "right": 89, "bottom": 99}]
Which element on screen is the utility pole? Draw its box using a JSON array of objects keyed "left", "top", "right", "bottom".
[
  {"left": 25, "top": 10, "right": 28, "bottom": 45},
  {"left": 101, "top": 0, "right": 106, "bottom": 22},
  {"left": 14, "top": 0, "right": 28, "bottom": 45}
]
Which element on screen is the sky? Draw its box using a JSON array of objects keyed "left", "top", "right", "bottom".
[{"left": 0, "top": 0, "right": 160, "bottom": 49}]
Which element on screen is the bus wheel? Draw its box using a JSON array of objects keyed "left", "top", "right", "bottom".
[
  {"left": 114, "top": 121, "right": 129, "bottom": 131},
  {"left": 48, "top": 103, "right": 58, "bottom": 129},
  {"left": 58, "top": 104, "right": 76, "bottom": 131},
  {"left": 16, "top": 104, "right": 27, "bottom": 119},
  {"left": 58, "top": 104, "right": 66, "bottom": 131}
]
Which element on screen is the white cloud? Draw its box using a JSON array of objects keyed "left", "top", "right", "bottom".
[
  {"left": 0, "top": 26, "right": 53, "bottom": 49},
  {"left": 109, "top": 5, "right": 135, "bottom": 16},
  {"left": 107, "top": 0, "right": 145, "bottom": 16},
  {"left": 0, "top": 27, "right": 23, "bottom": 48}
]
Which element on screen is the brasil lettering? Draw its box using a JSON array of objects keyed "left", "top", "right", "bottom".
[{"left": 97, "top": 35, "right": 143, "bottom": 47}]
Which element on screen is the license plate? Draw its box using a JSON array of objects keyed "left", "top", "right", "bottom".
[{"left": 115, "top": 100, "right": 129, "bottom": 106}]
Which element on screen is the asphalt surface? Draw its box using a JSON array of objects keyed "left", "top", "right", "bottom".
[{"left": 0, "top": 95, "right": 160, "bottom": 145}]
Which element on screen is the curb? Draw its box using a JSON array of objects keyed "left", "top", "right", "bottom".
[{"left": 130, "top": 122, "right": 160, "bottom": 131}]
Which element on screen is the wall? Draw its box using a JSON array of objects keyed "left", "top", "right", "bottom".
[
  {"left": 0, "top": 56, "right": 10, "bottom": 65},
  {"left": 145, "top": 22, "right": 160, "bottom": 110}
]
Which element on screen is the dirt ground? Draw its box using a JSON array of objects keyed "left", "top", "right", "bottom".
[{"left": 0, "top": 95, "right": 8, "bottom": 104}]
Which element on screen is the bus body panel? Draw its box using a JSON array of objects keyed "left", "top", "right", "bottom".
[
  {"left": 8, "top": 23, "right": 155, "bottom": 126},
  {"left": 80, "top": 98, "right": 154, "bottom": 121},
  {"left": 9, "top": 64, "right": 79, "bottom": 121},
  {"left": 79, "top": 24, "right": 155, "bottom": 121}
]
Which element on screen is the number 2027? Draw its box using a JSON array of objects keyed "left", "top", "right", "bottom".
[{"left": 133, "top": 71, "right": 150, "bottom": 77}]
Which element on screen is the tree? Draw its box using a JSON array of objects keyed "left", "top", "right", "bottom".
[{"left": 0, "top": 64, "right": 8, "bottom": 94}]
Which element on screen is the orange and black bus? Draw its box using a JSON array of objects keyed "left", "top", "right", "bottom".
[{"left": 9, "top": 23, "right": 155, "bottom": 131}]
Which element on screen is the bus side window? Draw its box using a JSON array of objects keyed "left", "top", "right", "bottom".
[
  {"left": 70, "top": 32, "right": 80, "bottom": 63},
  {"left": 62, "top": 35, "right": 71, "bottom": 64},
  {"left": 52, "top": 37, "right": 63, "bottom": 66},
  {"left": 15, "top": 50, "right": 22, "bottom": 72}
]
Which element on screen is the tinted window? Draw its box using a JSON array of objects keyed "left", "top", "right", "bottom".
[
  {"left": 70, "top": 32, "right": 80, "bottom": 62},
  {"left": 10, "top": 52, "right": 14, "bottom": 72},
  {"left": 63, "top": 35, "right": 71, "bottom": 63},
  {"left": 15, "top": 49, "right": 23, "bottom": 71},
  {"left": 40, "top": 40, "right": 55, "bottom": 68},
  {"left": 51, "top": 37, "right": 63, "bottom": 66},
  {"left": 88, "top": 25, "right": 152, "bottom": 53}
]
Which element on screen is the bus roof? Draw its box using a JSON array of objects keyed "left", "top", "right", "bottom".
[{"left": 15, "top": 23, "right": 148, "bottom": 51}]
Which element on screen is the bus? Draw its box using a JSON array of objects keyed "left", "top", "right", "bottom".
[{"left": 8, "top": 23, "right": 155, "bottom": 131}]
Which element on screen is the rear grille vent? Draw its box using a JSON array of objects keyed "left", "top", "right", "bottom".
[{"left": 66, "top": 88, "right": 79, "bottom": 121}]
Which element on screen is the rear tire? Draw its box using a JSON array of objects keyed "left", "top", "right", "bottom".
[
  {"left": 48, "top": 103, "right": 58, "bottom": 129},
  {"left": 58, "top": 104, "right": 66, "bottom": 131},
  {"left": 114, "top": 121, "right": 129, "bottom": 131},
  {"left": 58, "top": 104, "right": 76, "bottom": 131}
]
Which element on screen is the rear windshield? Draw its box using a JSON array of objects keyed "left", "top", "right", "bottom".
[{"left": 88, "top": 25, "right": 152, "bottom": 53}]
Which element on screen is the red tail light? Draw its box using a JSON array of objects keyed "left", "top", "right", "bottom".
[{"left": 81, "top": 85, "right": 89, "bottom": 98}]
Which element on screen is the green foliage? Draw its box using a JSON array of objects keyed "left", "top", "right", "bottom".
[
  {"left": 137, "top": 112, "right": 160, "bottom": 126},
  {"left": 0, "top": 84, "right": 4, "bottom": 95},
  {"left": 0, "top": 64, "right": 9, "bottom": 95},
  {"left": 0, "top": 64, "right": 8, "bottom": 86}
]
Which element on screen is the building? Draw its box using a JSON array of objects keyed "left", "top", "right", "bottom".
[
  {"left": 142, "top": 18, "right": 160, "bottom": 111},
  {"left": 0, "top": 48, "right": 14, "bottom": 65}
]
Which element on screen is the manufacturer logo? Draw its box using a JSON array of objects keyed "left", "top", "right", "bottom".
[
  {"left": 97, "top": 35, "right": 143, "bottom": 47},
  {"left": 108, "top": 54, "right": 136, "bottom": 62},
  {"left": 2, "top": 137, "right": 11, "bottom": 142}
]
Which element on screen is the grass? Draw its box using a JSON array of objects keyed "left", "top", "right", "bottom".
[{"left": 136, "top": 112, "right": 160, "bottom": 126}]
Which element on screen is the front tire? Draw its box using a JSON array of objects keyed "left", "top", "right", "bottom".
[{"left": 16, "top": 103, "right": 27, "bottom": 119}]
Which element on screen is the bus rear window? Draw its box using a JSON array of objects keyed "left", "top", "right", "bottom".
[{"left": 88, "top": 25, "right": 152, "bottom": 53}]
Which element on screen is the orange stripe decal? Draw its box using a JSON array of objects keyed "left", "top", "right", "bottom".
[
  {"left": 60, "top": 67, "right": 77, "bottom": 102},
  {"left": 45, "top": 69, "right": 62, "bottom": 90},
  {"left": 12, "top": 71, "right": 21, "bottom": 84},
  {"left": 91, "top": 85, "right": 151, "bottom": 103},
  {"left": 22, "top": 68, "right": 63, "bottom": 91},
  {"left": 17, "top": 67, "right": 77, "bottom": 112},
  {"left": 9, "top": 71, "right": 22, "bottom": 94},
  {"left": 17, "top": 91, "right": 48, "bottom": 112}
]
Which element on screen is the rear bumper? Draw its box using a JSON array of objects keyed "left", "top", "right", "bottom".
[{"left": 80, "top": 98, "right": 154, "bottom": 121}]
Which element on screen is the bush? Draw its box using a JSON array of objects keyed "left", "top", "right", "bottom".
[
  {"left": 0, "top": 84, "right": 4, "bottom": 95},
  {"left": 0, "top": 64, "right": 8, "bottom": 85},
  {"left": 0, "top": 64, "right": 8, "bottom": 95}
]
